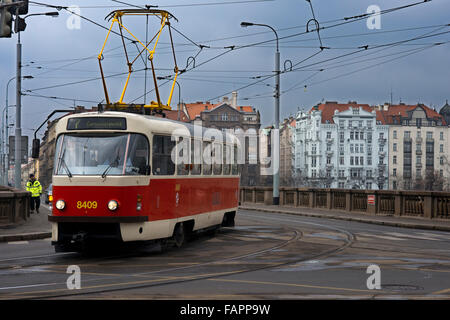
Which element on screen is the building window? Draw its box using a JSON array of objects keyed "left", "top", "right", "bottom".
[
  {"left": 393, "top": 181, "right": 397, "bottom": 190},
  {"left": 367, "top": 120, "right": 372, "bottom": 128},
  {"left": 393, "top": 130, "right": 397, "bottom": 139},
  {"left": 340, "top": 157, "right": 344, "bottom": 165},
  {"left": 360, "top": 144, "right": 364, "bottom": 153},
  {"left": 355, "top": 144, "right": 359, "bottom": 153},
  {"left": 350, "top": 157, "right": 354, "bottom": 165},
  {"left": 416, "top": 155, "right": 421, "bottom": 164},
  {"left": 350, "top": 131, "right": 354, "bottom": 140},
  {"left": 355, "top": 157, "right": 359, "bottom": 165},
  {"left": 312, "top": 169, "right": 317, "bottom": 177},
  {"left": 393, "top": 168, "right": 397, "bottom": 177},
  {"left": 426, "top": 131, "right": 433, "bottom": 139},
  {"left": 367, "top": 170, "right": 372, "bottom": 178},
  {"left": 355, "top": 132, "right": 359, "bottom": 140},
  {"left": 440, "top": 144, "right": 444, "bottom": 153},
  {"left": 440, "top": 169, "right": 444, "bottom": 177},
  {"left": 312, "top": 157, "right": 317, "bottom": 167},
  {"left": 405, "top": 131, "right": 411, "bottom": 139},
  {"left": 339, "top": 120, "right": 345, "bottom": 128},
  {"left": 360, "top": 132, "right": 364, "bottom": 140},
  {"left": 440, "top": 132, "right": 444, "bottom": 140},
  {"left": 366, "top": 182, "right": 372, "bottom": 190},
  {"left": 360, "top": 156, "right": 364, "bottom": 165},
  {"left": 350, "top": 144, "right": 354, "bottom": 153},
  {"left": 327, "top": 157, "right": 331, "bottom": 165},
  {"left": 327, "top": 132, "right": 331, "bottom": 139},
  {"left": 393, "top": 143, "right": 397, "bottom": 152},
  {"left": 339, "top": 182, "right": 345, "bottom": 188},
  {"left": 440, "top": 156, "right": 444, "bottom": 165},
  {"left": 393, "top": 155, "right": 397, "bottom": 164},
  {"left": 340, "top": 132, "right": 345, "bottom": 142},
  {"left": 367, "top": 157, "right": 372, "bottom": 165},
  {"left": 416, "top": 118, "right": 422, "bottom": 127}
]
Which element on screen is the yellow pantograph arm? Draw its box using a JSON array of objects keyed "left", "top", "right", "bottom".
[
  {"left": 166, "top": 69, "right": 179, "bottom": 107},
  {"left": 115, "top": 15, "right": 167, "bottom": 104},
  {"left": 99, "top": 18, "right": 117, "bottom": 59}
]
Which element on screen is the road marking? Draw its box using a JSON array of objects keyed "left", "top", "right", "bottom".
[
  {"left": 357, "top": 233, "right": 406, "bottom": 241},
  {"left": 208, "top": 278, "right": 384, "bottom": 294},
  {"left": 7, "top": 241, "right": 29, "bottom": 245},
  {"left": 385, "top": 232, "right": 443, "bottom": 241},
  {"left": 432, "top": 287, "right": 450, "bottom": 295}
]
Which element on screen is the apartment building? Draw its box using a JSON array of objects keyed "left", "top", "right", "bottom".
[
  {"left": 379, "top": 103, "right": 449, "bottom": 190},
  {"left": 294, "top": 101, "right": 389, "bottom": 189}
]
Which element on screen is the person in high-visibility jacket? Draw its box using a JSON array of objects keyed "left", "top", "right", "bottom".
[{"left": 26, "top": 174, "right": 42, "bottom": 213}]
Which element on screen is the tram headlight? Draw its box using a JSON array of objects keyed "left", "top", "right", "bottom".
[
  {"left": 55, "top": 200, "right": 66, "bottom": 210},
  {"left": 108, "top": 200, "right": 119, "bottom": 211}
]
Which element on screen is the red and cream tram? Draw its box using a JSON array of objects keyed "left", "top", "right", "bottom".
[{"left": 48, "top": 111, "right": 240, "bottom": 252}]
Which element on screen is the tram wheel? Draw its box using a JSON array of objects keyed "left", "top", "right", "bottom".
[{"left": 173, "top": 223, "right": 185, "bottom": 248}]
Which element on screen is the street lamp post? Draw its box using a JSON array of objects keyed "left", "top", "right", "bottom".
[
  {"left": 241, "top": 21, "right": 280, "bottom": 205},
  {"left": 2, "top": 76, "right": 32, "bottom": 186},
  {"left": 13, "top": 11, "right": 58, "bottom": 189}
]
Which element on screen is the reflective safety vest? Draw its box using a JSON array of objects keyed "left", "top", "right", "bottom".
[{"left": 26, "top": 180, "right": 42, "bottom": 198}]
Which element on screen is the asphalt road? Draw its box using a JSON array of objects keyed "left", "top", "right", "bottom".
[{"left": 0, "top": 209, "right": 449, "bottom": 300}]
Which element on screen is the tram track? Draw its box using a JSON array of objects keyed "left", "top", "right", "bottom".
[{"left": 4, "top": 211, "right": 357, "bottom": 299}]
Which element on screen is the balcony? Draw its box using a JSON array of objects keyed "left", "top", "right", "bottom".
[
  {"left": 326, "top": 138, "right": 334, "bottom": 144},
  {"left": 378, "top": 151, "right": 386, "bottom": 157},
  {"left": 416, "top": 149, "right": 422, "bottom": 155},
  {"left": 416, "top": 137, "right": 422, "bottom": 144},
  {"left": 379, "top": 138, "right": 387, "bottom": 145},
  {"left": 416, "top": 162, "right": 422, "bottom": 168}
]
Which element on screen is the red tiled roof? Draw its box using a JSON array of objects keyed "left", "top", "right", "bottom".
[
  {"left": 158, "top": 110, "right": 190, "bottom": 122},
  {"left": 311, "top": 102, "right": 372, "bottom": 124},
  {"left": 184, "top": 102, "right": 254, "bottom": 120},
  {"left": 381, "top": 104, "right": 446, "bottom": 125},
  {"left": 309, "top": 102, "right": 446, "bottom": 126}
]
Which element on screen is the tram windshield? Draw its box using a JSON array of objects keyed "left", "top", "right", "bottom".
[{"left": 54, "top": 133, "right": 149, "bottom": 176}]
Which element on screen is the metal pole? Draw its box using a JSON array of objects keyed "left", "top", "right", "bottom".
[
  {"left": 14, "top": 33, "right": 22, "bottom": 189},
  {"left": 3, "top": 78, "right": 14, "bottom": 186},
  {"left": 273, "top": 49, "right": 280, "bottom": 205}
]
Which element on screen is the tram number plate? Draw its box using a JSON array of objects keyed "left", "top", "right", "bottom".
[{"left": 76, "top": 201, "right": 98, "bottom": 209}]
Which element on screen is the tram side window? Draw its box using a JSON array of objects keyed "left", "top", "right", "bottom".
[
  {"left": 152, "top": 135, "right": 175, "bottom": 175},
  {"left": 223, "top": 144, "right": 231, "bottom": 175},
  {"left": 176, "top": 136, "right": 190, "bottom": 176},
  {"left": 213, "top": 143, "right": 222, "bottom": 175},
  {"left": 125, "top": 134, "right": 150, "bottom": 175},
  {"left": 191, "top": 138, "right": 202, "bottom": 175},
  {"left": 203, "top": 141, "right": 212, "bottom": 175},
  {"left": 232, "top": 145, "right": 239, "bottom": 175}
]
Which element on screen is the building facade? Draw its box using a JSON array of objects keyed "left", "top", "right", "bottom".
[
  {"left": 294, "top": 101, "right": 389, "bottom": 189},
  {"left": 381, "top": 103, "right": 450, "bottom": 190}
]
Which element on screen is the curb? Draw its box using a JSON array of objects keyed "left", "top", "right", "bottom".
[
  {"left": 0, "top": 232, "right": 52, "bottom": 243},
  {"left": 239, "top": 206, "right": 450, "bottom": 232}
]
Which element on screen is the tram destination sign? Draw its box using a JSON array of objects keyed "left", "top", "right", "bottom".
[{"left": 67, "top": 117, "right": 127, "bottom": 130}]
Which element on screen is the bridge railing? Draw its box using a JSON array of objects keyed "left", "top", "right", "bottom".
[
  {"left": 240, "top": 187, "right": 450, "bottom": 219},
  {"left": 0, "top": 187, "right": 31, "bottom": 225}
]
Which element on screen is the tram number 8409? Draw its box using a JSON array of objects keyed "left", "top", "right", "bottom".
[{"left": 76, "top": 201, "right": 98, "bottom": 209}]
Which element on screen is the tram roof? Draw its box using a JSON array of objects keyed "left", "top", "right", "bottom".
[{"left": 60, "top": 111, "right": 239, "bottom": 143}]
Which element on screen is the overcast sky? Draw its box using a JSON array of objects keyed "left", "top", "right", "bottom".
[{"left": 0, "top": 0, "right": 449, "bottom": 141}]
